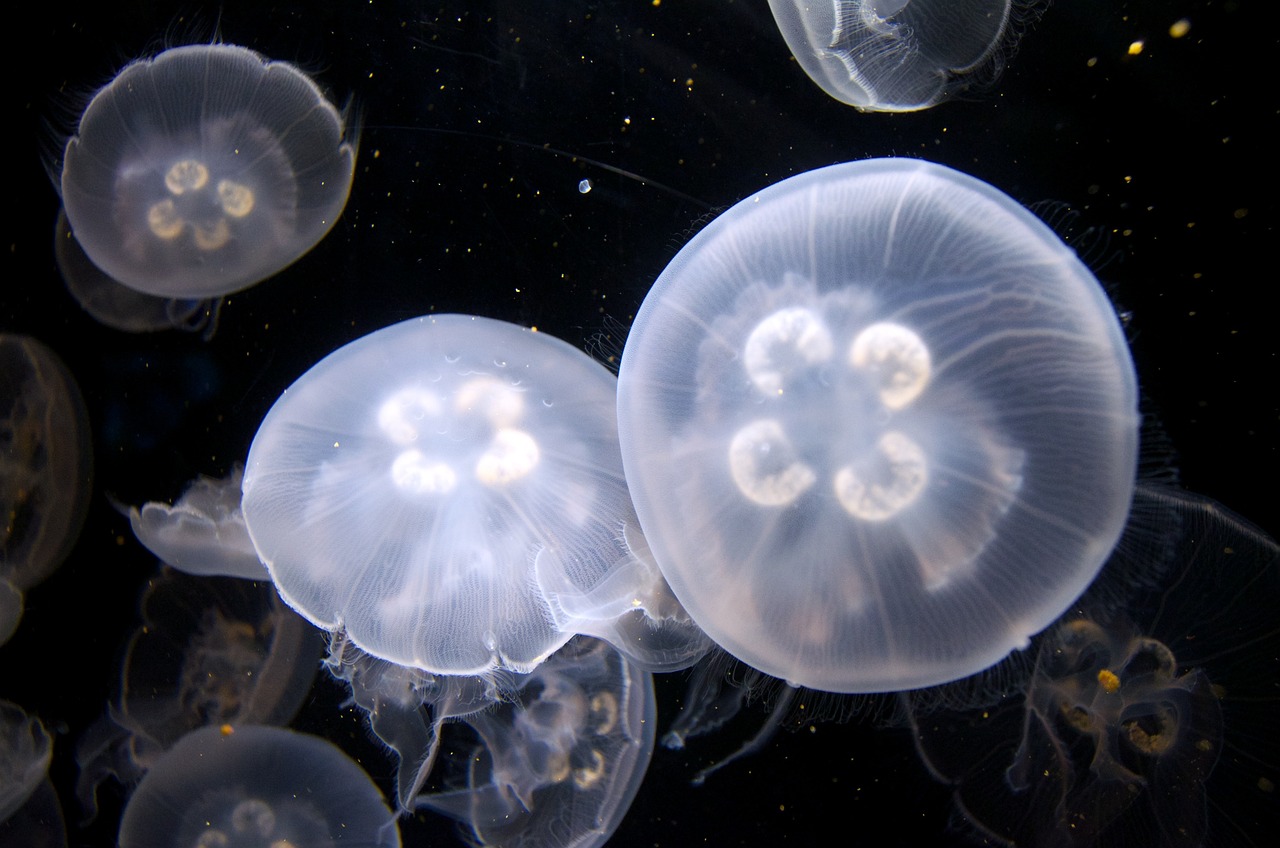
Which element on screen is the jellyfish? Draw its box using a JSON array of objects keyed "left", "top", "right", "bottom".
[
  {"left": 76, "top": 570, "right": 320, "bottom": 818},
  {"left": 907, "top": 486, "right": 1280, "bottom": 847},
  {"left": 1, "top": 700, "right": 53, "bottom": 827},
  {"left": 127, "top": 464, "right": 267, "bottom": 580},
  {"left": 59, "top": 43, "right": 356, "bottom": 299},
  {"left": 0, "top": 335, "right": 93, "bottom": 646},
  {"left": 241, "top": 313, "right": 709, "bottom": 679},
  {"left": 53, "top": 208, "right": 218, "bottom": 336},
  {"left": 766, "top": 1, "right": 1022, "bottom": 111},
  {"left": 116, "top": 724, "right": 399, "bottom": 848},
  {"left": 416, "top": 637, "right": 656, "bottom": 848},
  {"left": 616, "top": 157, "right": 1140, "bottom": 694}
]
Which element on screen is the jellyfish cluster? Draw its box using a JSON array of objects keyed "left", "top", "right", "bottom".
[{"left": 5, "top": 1, "right": 1276, "bottom": 846}]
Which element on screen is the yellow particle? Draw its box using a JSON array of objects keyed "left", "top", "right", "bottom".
[
  {"left": 1169, "top": 19, "right": 1190, "bottom": 39},
  {"left": 220, "top": 723, "right": 235, "bottom": 736},
  {"left": 1097, "top": 668, "right": 1121, "bottom": 693},
  {"left": 1128, "top": 40, "right": 1145, "bottom": 56}
]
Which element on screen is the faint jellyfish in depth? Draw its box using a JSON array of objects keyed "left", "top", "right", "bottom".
[
  {"left": 0, "top": 335, "right": 93, "bottom": 646},
  {"left": 59, "top": 43, "right": 356, "bottom": 299},
  {"left": 54, "top": 209, "right": 219, "bottom": 337},
  {"left": 767, "top": 1, "right": 1026, "bottom": 111},
  {"left": 127, "top": 464, "right": 266, "bottom": 580},
  {"left": 117, "top": 724, "right": 399, "bottom": 848},
  {"left": 76, "top": 570, "right": 320, "bottom": 818},
  {"left": 616, "top": 157, "right": 1140, "bottom": 694},
  {"left": 241, "top": 314, "right": 709, "bottom": 680},
  {"left": 416, "top": 638, "right": 656, "bottom": 848},
  {"left": 0, "top": 699, "right": 65, "bottom": 848},
  {"left": 907, "top": 486, "right": 1280, "bottom": 847}
]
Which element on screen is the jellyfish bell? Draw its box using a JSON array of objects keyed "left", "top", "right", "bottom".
[
  {"left": 766, "top": 1, "right": 1028, "bottom": 111},
  {"left": 59, "top": 43, "right": 356, "bottom": 299},
  {"left": 116, "top": 724, "right": 399, "bottom": 848},
  {"left": 616, "top": 157, "right": 1140, "bottom": 694},
  {"left": 415, "top": 637, "right": 656, "bottom": 848},
  {"left": 241, "top": 314, "right": 705, "bottom": 679}
]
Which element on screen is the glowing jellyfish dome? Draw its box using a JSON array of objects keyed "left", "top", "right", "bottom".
[
  {"left": 59, "top": 43, "right": 356, "bottom": 299},
  {"left": 616, "top": 157, "right": 1141, "bottom": 693},
  {"left": 241, "top": 314, "right": 689, "bottom": 678}
]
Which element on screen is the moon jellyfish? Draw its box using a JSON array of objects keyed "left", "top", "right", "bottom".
[
  {"left": 616, "top": 158, "right": 1140, "bottom": 693},
  {"left": 59, "top": 43, "right": 357, "bottom": 298},
  {"left": 117, "top": 724, "right": 399, "bottom": 848},
  {"left": 417, "top": 638, "right": 656, "bottom": 848},
  {"left": 76, "top": 571, "right": 320, "bottom": 818},
  {"left": 0, "top": 335, "right": 93, "bottom": 646},
  {"left": 128, "top": 464, "right": 266, "bottom": 580},
  {"left": 242, "top": 314, "right": 708, "bottom": 678},
  {"left": 767, "top": 1, "right": 1018, "bottom": 111},
  {"left": 1, "top": 700, "right": 53, "bottom": 826},
  {"left": 908, "top": 487, "right": 1280, "bottom": 847}
]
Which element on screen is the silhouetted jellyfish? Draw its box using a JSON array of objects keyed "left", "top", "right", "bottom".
[
  {"left": 59, "top": 43, "right": 356, "bottom": 299},
  {"left": 0, "top": 335, "right": 93, "bottom": 645},
  {"left": 417, "top": 638, "right": 656, "bottom": 847},
  {"left": 128, "top": 464, "right": 266, "bottom": 580},
  {"left": 907, "top": 487, "right": 1280, "bottom": 847},
  {"left": 0, "top": 699, "right": 65, "bottom": 848},
  {"left": 767, "top": 1, "right": 1021, "bottom": 111},
  {"left": 1, "top": 700, "right": 53, "bottom": 826},
  {"left": 117, "top": 724, "right": 399, "bottom": 848},
  {"left": 616, "top": 158, "right": 1140, "bottom": 694},
  {"left": 241, "top": 314, "right": 710, "bottom": 679},
  {"left": 54, "top": 209, "right": 218, "bottom": 336},
  {"left": 76, "top": 570, "right": 320, "bottom": 817}
]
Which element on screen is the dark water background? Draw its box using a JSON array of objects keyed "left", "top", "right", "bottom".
[{"left": 4, "top": 1, "right": 1275, "bottom": 845}]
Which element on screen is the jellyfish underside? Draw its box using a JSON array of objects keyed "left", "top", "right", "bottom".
[{"left": 767, "top": 0, "right": 1015, "bottom": 111}]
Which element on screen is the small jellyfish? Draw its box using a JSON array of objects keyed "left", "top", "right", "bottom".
[
  {"left": 907, "top": 486, "right": 1280, "bottom": 847},
  {"left": 127, "top": 464, "right": 266, "bottom": 580},
  {"left": 59, "top": 43, "right": 356, "bottom": 298},
  {"left": 242, "top": 314, "right": 708, "bottom": 678},
  {"left": 117, "top": 724, "right": 399, "bottom": 848},
  {"left": 76, "top": 570, "right": 320, "bottom": 817},
  {"left": 0, "top": 700, "right": 53, "bottom": 826},
  {"left": 767, "top": 1, "right": 1021, "bottom": 111},
  {"left": 414, "top": 638, "right": 655, "bottom": 848},
  {"left": 0, "top": 335, "right": 93, "bottom": 646},
  {"left": 616, "top": 158, "right": 1140, "bottom": 693}
]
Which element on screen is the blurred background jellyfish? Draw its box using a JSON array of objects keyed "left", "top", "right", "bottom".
[
  {"left": 241, "top": 314, "right": 709, "bottom": 679},
  {"left": 416, "top": 638, "right": 656, "bottom": 848},
  {"left": 127, "top": 464, "right": 267, "bottom": 580},
  {"left": 907, "top": 487, "right": 1280, "bottom": 847},
  {"left": 617, "top": 157, "right": 1140, "bottom": 694},
  {"left": 0, "top": 335, "right": 93, "bottom": 646},
  {"left": 76, "top": 570, "right": 320, "bottom": 818},
  {"left": 58, "top": 43, "right": 356, "bottom": 299},
  {"left": 0, "top": 699, "right": 65, "bottom": 848},
  {"left": 116, "top": 724, "right": 399, "bottom": 848},
  {"left": 53, "top": 209, "right": 219, "bottom": 337},
  {"left": 766, "top": 1, "right": 1026, "bottom": 111}
]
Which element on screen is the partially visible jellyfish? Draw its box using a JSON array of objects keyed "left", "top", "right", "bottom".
[
  {"left": 76, "top": 570, "right": 320, "bottom": 817},
  {"left": 1, "top": 700, "right": 53, "bottom": 826},
  {"left": 242, "top": 314, "right": 710, "bottom": 678},
  {"left": 416, "top": 638, "right": 656, "bottom": 848},
  {"left": 0, "top": 335, "right": 93, "bottom": 645},
  {"left": 767, "top": 1, "right": 1022, "bottom": 111},
  {"left": 59, "top": 43, "right": 357, "bottom": 299},
  {"left": 0, "top": 700, "right": 64, "bottom": 848},
  {"left": 54, "top": 208, "right": 219, "bottom": 336},
  {"left": 616, "top": 158, "right": 1140, "bottom": 693},
  {"left": 907, "top": 487, "right": 1280, "bottom": 847},
  {"left": 117, "top": 724, "right": 399, "bottom": 848},
  {"left": 127, "top": 464, "right": 266, "bottom": 580}
]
